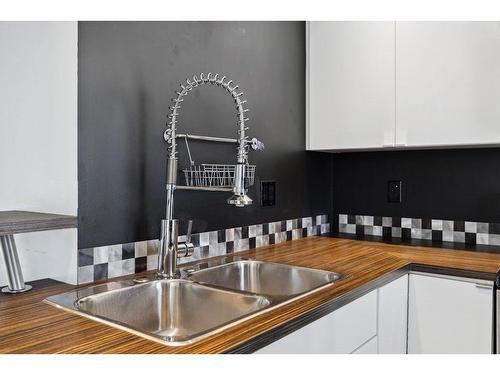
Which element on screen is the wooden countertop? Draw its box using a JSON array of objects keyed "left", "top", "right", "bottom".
[
  {"left": 0, "top": 211, "right": 77, "bottom": 236},
  {"left": 2, "top": 236, "right": 500, "bottom": 354}
]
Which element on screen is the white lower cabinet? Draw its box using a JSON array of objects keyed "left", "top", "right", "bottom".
[
  {"left": 352, "top": 336, "right": 378, "bottom": 354},
  {"left": 256, "top": 289, "right": 377, "bottom": 354},
  {"left": 378, "top": 275, "right": 409, "bottom": 354},
  {"left": 255, "top": 272, "right": 493, "bottom": 354},
  {"left": 408, "top": 273, "right": 493, "bottom": 354},
  {"left": 256, "top": 275, "right": 409, "bottom": 354}
]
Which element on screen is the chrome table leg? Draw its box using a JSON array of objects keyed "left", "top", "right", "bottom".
[{"left": 0, "top": 234, "right": 32, "bottom": 293}]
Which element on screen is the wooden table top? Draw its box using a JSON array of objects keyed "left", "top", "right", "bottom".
[
  {"left": 1, "top": 236, "right": 500, "bottom": 354},
  {"left": 0, "top": 211, "right": 77, "bottom": 236}
]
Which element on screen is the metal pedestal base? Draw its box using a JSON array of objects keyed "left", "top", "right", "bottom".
[
  {"left": 2, "top": 284, "right": 32, "bottom": 294},
  {"left": 0, "top": 234, "right": 32, "bottom": 294}
]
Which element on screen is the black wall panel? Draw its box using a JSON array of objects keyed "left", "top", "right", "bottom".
[
  {"left": 78, "top": 21, "right": 332, "bottom": 248},
  {"left": 332, "top": 148, "right": 500, "bottom": 227}
]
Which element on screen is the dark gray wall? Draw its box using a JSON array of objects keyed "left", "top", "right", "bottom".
[
  {"left": 78, "top": 21, "right": 332, "bottom": 249},
  {"left": 332, "top": 148, "right": 500, "bottom": 228}
]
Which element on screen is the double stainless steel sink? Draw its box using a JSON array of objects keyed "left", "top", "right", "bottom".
[{"left": 45, "top": 260, "right": 344, "bottom": 346}]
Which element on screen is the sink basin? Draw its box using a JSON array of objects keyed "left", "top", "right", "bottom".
[
  {"left": 188, "top": 260, "right": 344, "bottom": 300},
  {"left": 45, "top": 279, "right": 270, "bottom": 345},
  {"left": 45, "top": 260, "right": 344, "bottom": 346}
]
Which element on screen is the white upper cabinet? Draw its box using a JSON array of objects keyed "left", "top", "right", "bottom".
[
  {"left": 306, "top": 21, "right": 396, "bottom": 151},
  {"left": 396, "top": 22, "right": 500, "bottom": 148},
  {"left": 307, "top": 21, "right": 500, "bottom": 151}
]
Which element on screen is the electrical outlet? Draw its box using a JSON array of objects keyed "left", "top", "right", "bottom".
[
  {"left": 387, "top": 180, "right": 402, "bottom": 203},
  {"left": 261, "top": 181, "right": 276, "bottom": 207}
]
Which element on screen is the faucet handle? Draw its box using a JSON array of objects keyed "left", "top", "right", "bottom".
[
  {"left": 177, "top": 220, "right": 194, "bottom": 258},
  {"left": 186, "top": 220, "right": 193, "bottom": 244}
]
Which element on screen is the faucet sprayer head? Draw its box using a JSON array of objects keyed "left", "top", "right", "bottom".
[
  {"left": 227, "top": 193, "right": 253, "bottom": 207},
  {"left": 227, "top": 163, "right": 253, "bottom": 207}
]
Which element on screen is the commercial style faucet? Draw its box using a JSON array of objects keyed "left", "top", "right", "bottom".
[{"left": 157, "top": 73, "right": 263, "bottom": 279}]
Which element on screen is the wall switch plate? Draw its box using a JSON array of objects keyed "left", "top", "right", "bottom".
[
  {"left": 261, "top": 181, "right": 276, "bottom": 207},
  {"left": 387, "top": 180, "right": 402, "bottom": 203}
]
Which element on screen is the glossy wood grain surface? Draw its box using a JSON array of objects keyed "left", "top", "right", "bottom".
[
  {"left": 1, "top": 237, "right": 500, "bottom": 353},
  {"left": 0, "top": 211, "right": 77, "bottom": 236}
]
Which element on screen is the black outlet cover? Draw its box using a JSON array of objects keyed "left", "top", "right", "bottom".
[
  {"left": 261, "top": 181, "right": 276, "bottom": 207},
  {"left": 387, "top": 180, "right": 402, "bottom": 203}
]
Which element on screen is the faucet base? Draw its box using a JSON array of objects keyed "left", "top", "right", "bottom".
[{"left": 156, "top": 271, "right": 182, "bottom": 280}]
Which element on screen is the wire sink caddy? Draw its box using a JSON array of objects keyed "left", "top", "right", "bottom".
[
  {"left": 183, "top": 163, "right": 256, "bottom": 188},
  {"left": 180, "top": 134, "right": 257, "bottom": 188}
]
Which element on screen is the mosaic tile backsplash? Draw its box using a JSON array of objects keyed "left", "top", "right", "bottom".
[
  {"left": 338, "top": 214, "right": 500, "bottom": 246},
  {"left": 78, "top": 215, "right": 330, "bottom": 284}
]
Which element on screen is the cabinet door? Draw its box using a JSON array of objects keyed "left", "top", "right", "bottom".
[
  {"left": 307, "top": 21, "right": 395, "bottom": 151},
  {"left": 378, "top": 275, "right": 408, "bottom": 354},
  {"left": 256, "top": 289, "right": 377, "bottom": 354},
  {"left": 408, "top": 273, "right": 493, "bottom": 354},
  {"left": 396, "top": 22, "right": 500, "bottom": 148},
  {"left": 352, "top": 335, "right": 378, "bottom": 354}
]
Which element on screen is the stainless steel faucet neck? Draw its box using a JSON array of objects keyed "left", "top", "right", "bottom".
[
  {"left": 157, "top": 216, "right": 194, "bottom": 279},
  {"left": 158, "top": 219, "right": 179, "bottom": 278}
]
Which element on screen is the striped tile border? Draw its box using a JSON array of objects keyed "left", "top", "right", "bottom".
[{"left": 78, "top": 214, "right": 330, "bottom": 284}]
